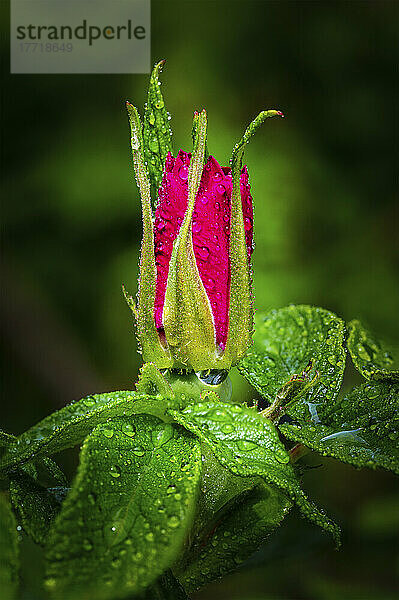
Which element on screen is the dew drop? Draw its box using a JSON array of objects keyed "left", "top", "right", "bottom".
[
  {"left": 110, "top": 465, "right": 121, "bottom": 478},
  {"left": 130, "top": 134, "right": 140, "bottom": 151},
  {"left": 237, "top": 440, "right": 258, "bottom": 452},
  {"left": 221, "top": 423, "right": 234, "bottom": 434},
  {"left": 198, "top": 246, "right": 210, "bottom": 260},
  {"left": 244, "top": 217, "right": 253, "bottom": 231},
  {"left": 102, "top": 427, "right": 114, "bottom": 439},
  {"left": 274, "top": 449, "right": 290, "bottom": 464},
  {"left": 156, "top": 220, "right": 166, "bottom": 231},
  {"left": 132, "top": 446, "right": 145, "bottom": 457},
  {"left": 83, "top": 539, "right": 93, "bottom": 552},
  {"left": 179, "top": 166, "right": 189, "bottom": 181},
  {"left": 132, "top": 551, "right": 143, "bottom": 562},
  {"left": 121, "top": 422, "right": 136, "bottom": 438},
  {"left": 216, "top": 183, "right": 225, "bottom": 195},
  {"left": 192, "top": 221, "right": 202, "bottom": 233},
  {"left": 152, "top": 423, "right": 173, "bottom": 447},
  {"left": 168, "top": 515, "right": 180, "bottom": 528},
  {"left": 204, "top": 276, "right": 215, "bottom": 290},
  {"left": 320, "top": 429, "right": 368, "bottom": 446},
  {"left": 196, "top": 369, "right": 229, "bottom": 385}
]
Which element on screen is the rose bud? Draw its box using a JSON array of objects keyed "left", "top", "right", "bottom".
[{"left": 126, "top": 102, "right": 283, "bottom": 371}]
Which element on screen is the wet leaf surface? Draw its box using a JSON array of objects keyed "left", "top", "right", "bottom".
[
  {"left": 177, "top": 481, "right": 291, "bottom": 592},
  {"left": 143, "top": 60, "right": 173, "bottom": 200},
  {"left": 169, "top": 401, "right": 340, "bottom": 545},
  {"left": 347, "top": 320, "right": 399, "bottom": 381},
  {"left": 238, "top": 305, "right": 346, "bottom": 422},
  {"left": 280, "top": 381, "right": 399, "bottom": 474},
  {"left": 0, "top": 391, "right": 177, "bottom": 473},
  {"left": 45, "top": 415, "right": 201, "bottom": 600},
  {"left": 0, "top": 493, "right": 19, "bottom": 600}
]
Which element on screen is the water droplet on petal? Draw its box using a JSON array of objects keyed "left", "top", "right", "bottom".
[
  {"left": 216, "top": 184, "right": 226, "bottom": 194},
  {"left": 102, "top": 428, "right": 114, "bottom": 439},
  {"left": 198, "top": 246, "right": 210, "bottom": 260},
  {"left": 244, "top": 217, "right": 253, "bottom": 231},
  {"left": 204, "top": 276, "right": 215, "bottom": 290},
  {"left": 192, "top": 221, "right": 202, "bottom": 233},
  {"left": 179, "top": 165, "right": 189, "bottom": 181}
]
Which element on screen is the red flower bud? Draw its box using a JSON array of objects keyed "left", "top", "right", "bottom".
[{"left": 154, "top": 150, "right": 253, "bottom": 352}]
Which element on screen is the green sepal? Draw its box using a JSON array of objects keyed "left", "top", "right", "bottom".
[
  {"left": 223, "top": 110, "right": 284, "bottom": 366},
  {"left": 45, "top": 415, "right": 202, "bottom": 600},
  {"left": 135, "top": 363, "right": 174, "bottom": 398},
  {"left": 143, "top": 60, "right": 173, "bottom": 201},
  {"left": 126, "top": 102, "right": 172, "bottom": 367},
  {"left": 163, "top": 110, "right": 218, "bottom": 370},
  {"left": 347, "top": 319, "right": 399, "bottom": 381},
  {"left": 122, "top": 284, "right": 138, "bottom": 320},
  {"left": 0, "top": 493, "right": 20, "bottom": 600},
  {"left": 191, "top": 110, "right": 209, "bottom": 161}
]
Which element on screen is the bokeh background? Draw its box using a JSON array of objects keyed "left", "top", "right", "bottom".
[{"left": 1, "top": 1, "right": 398, "bottom": 599}]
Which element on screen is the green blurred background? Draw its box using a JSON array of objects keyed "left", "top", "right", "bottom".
[{"left": 1, "top": 1, "right": 398, "bottom": 598}]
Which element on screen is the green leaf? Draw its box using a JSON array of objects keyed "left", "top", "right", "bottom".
[
  {"left": 1, "top": 429, "right": 66, "bottom": 544},
  {"left": 280, "top": 381, "right": 399, "bottom": 474},
  {"left": 143, "top": 60, "right": 173, "bottom": 199},
  {"left": 10, "top": 468, "right": 68, "bottom": 546},
  {"left": 177, "top": 481, "right": 291, "bottom": 592},
  {"left": 0, "top": 494, "right": 19, "bottom": 600},
  {"left": 238, "top": 305, "right": 346, "bottom": 422},
  {"left": 169, "top": 401, "right": 340, "bottom": 545},
  {"left": 142, "top": 570, "right": 190, "bottom": 600},
  {"left": 45, "top": 415, "right": 201, "bottom": 600},
  {"left": 347, "top": 320, "right": 399, "bottom": 381},
  {"left": 1, "top": 391, "right": 175, "bottom": 474}
]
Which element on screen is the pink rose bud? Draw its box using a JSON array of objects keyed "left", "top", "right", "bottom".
[{"left": 126, "top": 63, "right": 283, "bottom": 372}]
